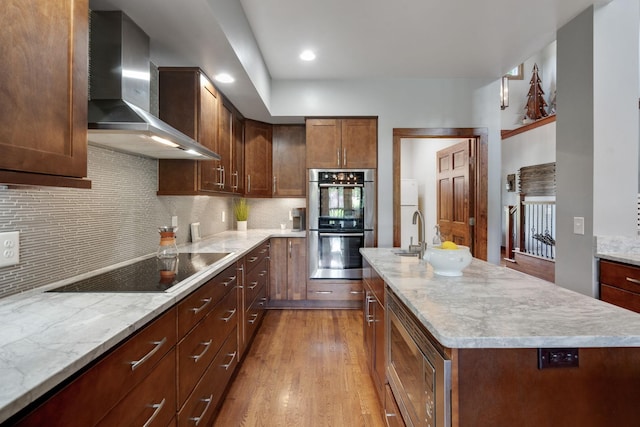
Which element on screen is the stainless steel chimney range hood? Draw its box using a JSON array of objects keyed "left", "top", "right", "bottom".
[{"left": 87, "top": 10, "right": 220, "bottom": 160}]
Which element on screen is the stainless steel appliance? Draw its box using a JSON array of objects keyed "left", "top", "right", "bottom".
[
  {"left": 291, "top": 207, "right": 306, "bottom": 231},
  {"left": 308, "top": 169, "right": 375, "bottom": 280},
  {"left": 387, "top": 289, "right": 451, "bottom": 427}
]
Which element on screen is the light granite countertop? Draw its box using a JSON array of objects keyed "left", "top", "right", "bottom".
[
  {"left": 361, "top": 247, "right": 640, "bottom": 349},
  {"left": 0, "top": 229, "right": 304, "bottom": 424}
]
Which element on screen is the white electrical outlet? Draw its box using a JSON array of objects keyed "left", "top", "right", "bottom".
[
  {"left": 221, "top": 211, "right": 226, "bottom": 223},
  {"left": 171, "top": 216, "right": 178, "bottom": 227},
  {"left": 0, "top": 231, "right": 20, "bottom": 267},
  {"left": 289, "top": 210, "right": 293, "bottom": 221}
]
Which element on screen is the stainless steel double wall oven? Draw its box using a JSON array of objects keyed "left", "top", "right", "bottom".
[{"left": 308, "top": 169, "right": 375, "bottom": 280}]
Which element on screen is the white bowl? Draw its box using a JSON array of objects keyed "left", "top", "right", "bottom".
[{"left": 424, "top": 245, "right": 472, "bottom": 276}]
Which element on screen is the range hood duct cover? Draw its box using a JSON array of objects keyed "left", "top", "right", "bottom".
[{"left": 87, "top": 11, "right": 220, "bottom": 160}]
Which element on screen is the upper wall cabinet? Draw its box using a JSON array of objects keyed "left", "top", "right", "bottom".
[
  {"left": 272, "top": 125, "right": 306, "bottom": 197},
  {"left": 157, "top": 67, "right": 222, "bottom": 195},
  {"left": 244, "top": 120, "right": 272, "bottom": 197},
  {"left": 0, "top": 0, "right": 91, "bottom": 188},
  {"left": 306, "top": 118, "right": 377, "bottom": 169}
]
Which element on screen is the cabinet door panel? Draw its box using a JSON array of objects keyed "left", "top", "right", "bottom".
[
  {"left": 244, "top": 120, "right": 272, "bottom": 196},
  {"left": 0, "top": 0, "right": 88, "bottom": 179},
  {"left": 306, "top": 119, "right": 341, "bottom": 168},
  {"left": 218, "top": 102, "right": 233, "bottom": 192},
  {"left": 288, "top": 238, "right": 307, "bottom": 300},
  {"left": 272, "top": 125, "right": 306, "bottom": 197},
  {"left": 232, "top": 112, "right": 245, "bottom": 193},
  {"left": 341, "top": 119, "right": 377, "bottom": 168},
  {"left": 269, "top": 238, "right": 287, "bottom": 301}
]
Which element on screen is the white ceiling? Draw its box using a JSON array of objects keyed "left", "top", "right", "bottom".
[{"left": 89, "top": 0, "right": 610, "bottom": 122}]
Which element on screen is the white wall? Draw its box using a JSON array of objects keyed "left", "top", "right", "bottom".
[
  {"left": 271, "top": 78, "right": 503, "bottom": 263},
  {"left": 556, "top": 0, "right": 640, "bottom": 297}
]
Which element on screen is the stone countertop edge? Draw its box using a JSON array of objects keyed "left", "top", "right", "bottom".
[
  {"left": 360, "top": 247, "right": 640, "bottom": 350},
  {"left": 0, "top": 229, "right": 305, "bottom": 424},
  {"left": 596, "top": 252, "right": 640, "bottom": 267}
]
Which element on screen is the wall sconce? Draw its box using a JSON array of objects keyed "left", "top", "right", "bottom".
[{"left": 500, "top": 76, "right": 509, "bottom": 110}]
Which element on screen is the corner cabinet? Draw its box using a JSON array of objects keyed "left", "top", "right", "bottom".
[
  {"left": 0, "top": 0, "right": 91, "bottom": 189},
  {"left": 244, "top": 120, "right": 272, "bottom": 197},
  {"left": 306, "top": 118, "right": 377, "bottom": 169},
  {"left": 272, "top": 125, "right": 306, "bottom": 197}
]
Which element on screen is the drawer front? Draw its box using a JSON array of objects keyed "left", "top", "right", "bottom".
[
  {"left": 601, "top": 284, "right": 640, "bottom": 313},
  {"left": 15, "top": 308, "right": 177, "bottom": 427},
  {"left": 177, "top": 263, "right": 237, "bottom": 337},
  {"left": 178, "top": 327, "right": 238, "bottom": 427},
  {"left": 245, "top": 285, "right": 267, "bottom": 342},
  {"left": 245, "top": 257, "right": 268, "bottom": 306},
  {"left": 307, "top": 280, "right": 363, "bottom": 301},
  {"left": 600, "top": 260, "right": 640, "bottom": 296},
  {"left": 177, "top": 287, "right": 238, "bottom": 405},
  {"left": 245, "top": 242, "right": 269, "bottom": 274},
  {"left": 97, "top": 349, "right": 177, "bottom": 427}
]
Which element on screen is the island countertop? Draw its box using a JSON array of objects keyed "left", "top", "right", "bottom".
[
  {"left": 360, "top": 247, "right": 640, "bottom": 349},
  {"left": 0, "top": 229, "right": 304, "bottom": 424}
]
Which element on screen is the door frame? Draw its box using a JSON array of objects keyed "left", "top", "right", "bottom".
[{"left": 392, "top": 128, "right": 488, "bottom": 261}]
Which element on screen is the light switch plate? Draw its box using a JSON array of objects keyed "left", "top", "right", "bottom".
[
  {"left": 573, "top": 217, "right": 585, "bottom": 235},
  {"left": 0, "top": 231, "right": 20, "bottom": 267}
]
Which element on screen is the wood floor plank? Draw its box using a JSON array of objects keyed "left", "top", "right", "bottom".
[{"left": 213, "top": 310, "right": 386, "bottom": 427}]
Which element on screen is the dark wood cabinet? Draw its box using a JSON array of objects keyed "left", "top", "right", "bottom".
[
  {"left": 600, "top": 259, "right": 640, "bottom": 313},
  {"left": 237, "top": 242, "right": 269, "bottom": 358},
  {"left": 272, "top": 125, "right": 306, "bottom": 197},
  {"left": 157, "top": 67, "right": 222, "bottom": 195},
  {"left": 306, "top": 118, "right": 377, "bottom": 169},
  {"left": 363, "top": 260, "right": 385, "bottom": 402},
  {"left": 269, "top": 237, "right": 307, "bottom": 301},
  {"left": 244, "top": 120, "right": 273, "bottom": 197},
  {"left": 232, "top": 111, "right": 245, "bottom": 194},
  {"left": 0, "top": 0, "right": 90, "bottom": 188},
  {"left": 218, "top": 100, "right": 244, "bottom": 194}
]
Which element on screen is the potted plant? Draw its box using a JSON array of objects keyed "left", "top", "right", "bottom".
[{"left": 234, "top": 198, "right": 249, "bottom": 231}]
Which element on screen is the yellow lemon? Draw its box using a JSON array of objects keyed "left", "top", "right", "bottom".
[{"left": 441, "top": 241, "right": 458, "bottom": 250}]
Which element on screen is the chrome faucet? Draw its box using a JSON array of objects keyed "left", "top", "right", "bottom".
[{"left": 411, "top": 210, "right": 426, "bottom": 258}]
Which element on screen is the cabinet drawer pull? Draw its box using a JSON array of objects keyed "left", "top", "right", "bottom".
[
  {"left": 248, "top": 281, "right": 258, "bottom": 290},
  {"left": 222, "top": 276, "right": 236, "bottom": 286},
  {"left": 343, "top": 148, "right": 347, "bottom": 166},
  {"left": 248, "top": 256, "right": 258, "bottom": 263},
  {"left": 130, "top": 337, "right": 167, "bottom": 371},
  {"left": 315, "top": 290, "right": 332, "bottom": 294},
  {"left": 221, "top": 351, "right": 237, "bottom": 370},
  {"left": 289, "top": 240, "right": 292, "bottom": 258},
  {"left": 350, "top": 290, "right": 363, "bottom": 294},
  {"left": 143, "top": 398, "right": 166, "bottom": 427},
  {"left": 221, "top": 308, "right": 237, "bottom": 322},
  {"left": 248, "top": 313, "right": 259, "bottom": 324},
  {"left": 626, "top": 277, "right": 640, "bottom": 286},
  {"left": 247, "top": 175, "right": 251, "bottom": 193},
  {"left": 337, "top": 149, "right": 340, "bottom": 166},
  {"left": 273, "top": 175, "right": 277, "bottom": 194},
  {"left": 190, "top": 297, "right": 212, "bottom": 314},
  {"left": 189, "top": 394, "right": 213, "bottom": 426},
  {"left": 259, "top": 270, "right": 267, "bottom": 277},
  {"left": 191, "top": 339, "right": 213, "bottom": 363}
]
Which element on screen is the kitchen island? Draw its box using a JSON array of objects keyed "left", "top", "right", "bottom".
[
  {"left": 0, "top": 229, "right": 303, "bottom": 425},
  {"left": 361, "top": 248, "right": 640, "bottom": 426}
]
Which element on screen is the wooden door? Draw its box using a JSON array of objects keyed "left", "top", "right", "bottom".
[
  {"left": 0, "top": 0, "right": 89, "bottom": 184},
  {"left": 272, "top": 125, "right": 306, "bottom": 197},
  {"left": 244, "top": 120, "right": 272, "bottom": 197},
  {"left": 436, "top": 140, "right": 473, "bottom": 247},
  {"left": 306, "top": 119, "right": 341, "bottom": 168},
  {"left": 341, "top": 119, "right": 377, "bottom": 168}
]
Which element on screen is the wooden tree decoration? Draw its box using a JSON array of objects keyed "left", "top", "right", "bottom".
[{"left": 524, "top": 64, "right": 548, "bottom": 121}]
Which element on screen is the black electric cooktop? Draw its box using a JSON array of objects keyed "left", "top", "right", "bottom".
[{"left": 48, "top": 252, "right": 230, "bottom": 293}]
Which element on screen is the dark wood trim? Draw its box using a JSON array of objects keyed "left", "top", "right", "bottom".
[
  {"left": 0, "top": 171, "right": 91, "bottom": 189},
  {"left": 392, "top": 128, "right": 488, "bottom": 261},
  {"left": 501, "top": 114, "right": 556, "bottom": 140}
]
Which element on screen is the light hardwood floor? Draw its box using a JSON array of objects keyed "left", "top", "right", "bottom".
[{"left": 213, "top": 309, "right": 386, "bottom": 427}]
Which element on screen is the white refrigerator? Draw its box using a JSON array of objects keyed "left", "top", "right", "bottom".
[{"left": 400, "top": 179, "right": 419, "bottom": 248}]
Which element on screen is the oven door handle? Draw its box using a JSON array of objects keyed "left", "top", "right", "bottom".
[
  {"left": 318, "top": 232, "right": 364, "bottom": 237},
  {"left": 318, "top": 183, "right": 364, "bottom": 188}
]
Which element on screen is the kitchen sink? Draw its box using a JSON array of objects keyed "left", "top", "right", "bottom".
[{"left": 393, "top": 249, "right": 420, "bottom": 257}]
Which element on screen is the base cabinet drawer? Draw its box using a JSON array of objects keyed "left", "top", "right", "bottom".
[
  {"left": 178, "top": 327, "right": 238, "bottom": 427},
  {"left": 245, "top": 285, "right": 267, "bottom": 343},
  {"left": 601, "top": 284, "right": 640, "bottom": 313},
  {"left": 599, "top": 260, "right": 640, "bottom": 313},
  {"left": 307, "top": 280, "right": 363, "bottom": 300},
  {"left": 97, "top": 349, "right": 177, "bottom": 427},
  {"left": 384, "top": 384, "right": 405, "bottom": 427}
]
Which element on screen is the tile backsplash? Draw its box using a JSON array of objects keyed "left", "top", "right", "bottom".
[{"left": 0, "top": 145, "right": 304, "bottom": 298}]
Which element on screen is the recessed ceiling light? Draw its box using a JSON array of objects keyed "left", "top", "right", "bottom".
[
  {"left": 214, "top": 73, "right": 235, "bottom": 83},
  {"left": 300, "top": 50, "right": 316, "bottom": 61}
]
